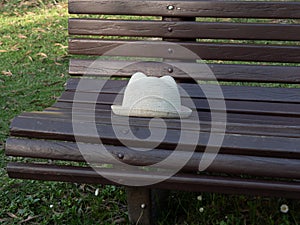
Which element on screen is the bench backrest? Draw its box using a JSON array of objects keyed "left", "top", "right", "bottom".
[{"left": 68, "top": 0, "right": 300, "bottom": 84}]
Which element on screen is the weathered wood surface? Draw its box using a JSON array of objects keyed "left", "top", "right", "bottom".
[
  {"left": 11, "top": 109, "right": 300, "bottom": 138},
  {"left": 69, "top": 19, "right": 300, "bottom": 41},
  {"left": 7, "top": 163, "right": 300, "bottom": 199},
  {"left": 57, "top": 79, "right": 300, "bottom": 118},
  {"left": 69, "top": 39, "right": 300, "bottom": 63},
  {"left": 9, "top": 115, "right": 300, "bottom": 156},
  {"left": 45, "top": 105, "right": 300, "bottom": 127},
  {"left": 68, "top": 0, "right": 300, "bottom": 19},
  {"left": 65, "top": 78, "right": 300, "bottom": 102},
  {"left": 56, "top": 90, "right": 300, "bottom": 116},
  {"left": 6, "top": 137, "right": 300, "bottom": 178},
  {"left": 69, "top": 59, "right": 300, "bottom": 83}
]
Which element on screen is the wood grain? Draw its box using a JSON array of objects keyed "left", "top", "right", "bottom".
[
  {"left": 65, "top": 78, "right": 300, "bottom": 103},
  {"left": 56, "top": 90, "right": 300, "bottom": 117},
  {"left": 69, "top": 59, "right": 300, "bottom": 83},
  {"left": 14, "top": 110, "right": 300, "bottom": 138},
  {"left": 68, "top": 39, "right": 300, "bottom": 63},
  {"left": 6, "top": 138, "right": 300, "bottom": 178},
  {"left": 69, "top": 19, "right": 300, "bottom": 41},
  {"left": 68, "top": 0, "right": 300, "bottom": 19},
  {"left": 7, "top": 163, "right": 300, "bottom": 198},
  {"left": 43, "top": 105, "right": 300, "bottom": 127},
  {"left": 9, "top": 115, "right": 300, "bottom": 156}
]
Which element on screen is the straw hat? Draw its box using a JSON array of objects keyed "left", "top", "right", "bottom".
[{"left": 111, "top": 72, "right": 192, "bottom": 118}]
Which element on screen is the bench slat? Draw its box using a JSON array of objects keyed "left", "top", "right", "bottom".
[
  {"left": 69, "top": 39, "right": 300, "bottom": 63},
  {"left": 69, "top": 59, "right": 300, "bottom": 83},
  {"left": 15, "top": 111, "right": 300, "bottom": 138},
  {"left": 69, "top": 19, "right": 300, "bottom": 41},
  {"left": 10, "top": 116, "right": 300, "bottom": 157},
  {"left": 57, "top": 91, "right": 300, "bottom": 116},
  {"left": 68, "top": 0, "right": 300, "bottom": 19},
  {"left": 6, "top": 137, "right": 300, "bottom": 179},
  {"left": 7, "top": 162, "right": 300, "bottom": 198},
  {"left": 65, "top": 78, "right": 300, "bottom": 103},
  {"left": 45, "top": 105, "right": 300, "bottom": 127}
]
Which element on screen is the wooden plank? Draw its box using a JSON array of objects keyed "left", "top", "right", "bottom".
[
  {"left": 44, "top": 105, "right": 300, "bottom": 127},
  {"left": 15, "top": 110, "right": 300, "bottom": 138},
  {"left": 9, "top": 116, "right": 300, "bottom": 157},
  {"left": 48, "top": 102, "right": 300, "bottom": 127},
  {"left": 6, "top": 138, "right": 300, "bottom": 178},
  {"left": 7, "top": 163, "right": 300, "bottom": 198},
  {"left": 65, "top": 78, "right": 300, "bottom": 103},
  {"left": 69, "top": 59, "right": 300, "bottom": 83},
  {"left": 68, "top": 39, "right": 300, "bottom": 63},
  {"left": 57, "top": 90, "right": 300, "bottom": 116},
  {"left": 68, "top": 0, "right": 300, "bottom": 19},
  {"left": 69, "top": 19, "right": 300, "bottom": 41}
]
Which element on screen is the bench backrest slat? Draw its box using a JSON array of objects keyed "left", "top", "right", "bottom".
[
  {"left": 69, "top": 59, "right": 300, "bottom": 83},
  {"left": 69, "top": 39, "right": 300, "bottom": 63},
  {"left": 69, "top": 0, "right": 300, "bottom": 19},
  {"left": 69, "top": 19, "right": 300, "bottom": 41}
]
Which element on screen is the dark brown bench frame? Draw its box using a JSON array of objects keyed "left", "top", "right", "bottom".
[{"left": 5, "top": 0, "right": 300, "bottom": 224}]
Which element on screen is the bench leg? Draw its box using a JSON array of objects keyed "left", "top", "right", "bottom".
[{"left": 126, "top": 188, "right": 169, "bottom": 225}]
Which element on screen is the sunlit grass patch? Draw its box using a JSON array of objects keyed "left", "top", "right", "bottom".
[{"left": 0, "top": 2, "right": 69, "bottom": 142}]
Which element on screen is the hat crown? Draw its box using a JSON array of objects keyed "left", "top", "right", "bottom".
[
  {"left": 122, "top": 73, "right": 181, "bottom": 112},
  {"left": 111, "top": 72, "right": 192, "bottom": 118}
]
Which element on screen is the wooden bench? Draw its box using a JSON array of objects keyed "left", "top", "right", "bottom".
[{"left": 5, "top": 0, "right": 300, "bottom": 224}]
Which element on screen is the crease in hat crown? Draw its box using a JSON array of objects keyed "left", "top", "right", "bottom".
[{"left": 111, "top": 72, "right": 192, "bottom": 118}]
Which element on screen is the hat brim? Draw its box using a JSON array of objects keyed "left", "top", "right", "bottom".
[{"left": 111, "top": 105, "right": 192, "bottom": 118}]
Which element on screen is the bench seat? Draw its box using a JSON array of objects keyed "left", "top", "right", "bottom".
[{"left": 6, "top": 79, "right": 300, "bottom": 199}]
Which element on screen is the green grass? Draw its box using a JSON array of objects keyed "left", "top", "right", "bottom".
[
  {"left": 0, "top": 0, "right": 69, "bottom": 142},
  {"left": 0, "top": 0, "right": 300, "bottom": 224}
]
